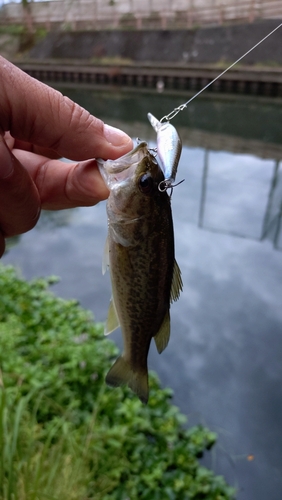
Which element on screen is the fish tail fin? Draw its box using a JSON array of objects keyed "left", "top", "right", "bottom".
[{"left": 105, "top": 356, "right": 149, "bottom": 404}]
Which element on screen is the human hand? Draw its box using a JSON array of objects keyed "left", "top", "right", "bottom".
[{"left": 0, "top": 56, "right": 133, "bottom": 257}]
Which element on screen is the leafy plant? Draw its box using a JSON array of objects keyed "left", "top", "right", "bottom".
[{"left": 0, "top": 264, "right": 236, "bottom": 499}]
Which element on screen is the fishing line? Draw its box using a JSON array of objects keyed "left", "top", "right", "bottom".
[{"left": 160, "top": 22, "right": 282, "bottom": 123}]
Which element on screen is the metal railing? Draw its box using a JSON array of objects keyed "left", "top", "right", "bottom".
[{"left": 1, "top": 0, "right": 282, "bottom": 30}]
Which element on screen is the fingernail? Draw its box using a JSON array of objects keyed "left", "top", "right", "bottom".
[
  {"left": 104, "top": 124, "right": 132, "bottom": 147},
  {"left": 0, "top": 136, "right": 14, "bottom": 179}
]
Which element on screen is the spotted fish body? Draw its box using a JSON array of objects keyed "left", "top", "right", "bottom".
[
  {"left": 147, "top": 112, "right": 182, "bottom": 186},
  {"left": 97, "top": 142, "right": 182, "bottom": 403}
]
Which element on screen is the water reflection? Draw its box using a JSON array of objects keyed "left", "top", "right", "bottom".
[
  {"left": 52, "top": 86, "right": 282, "bottom": 145},
  {"left": 3, "top": 91, "right": 282, "bottom": 500},
  {"left": 262, "top": 160, "right": 282, "bottom": 249},
  {"left": 198, "top": 151, "right": 282, "bottom": 250}
]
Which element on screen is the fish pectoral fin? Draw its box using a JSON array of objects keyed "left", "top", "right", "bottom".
[
  {"left": 170, "top": 259, "right": 183, "bottom": 303},
  {"left": 154, "top": 311, "right": 170, "bottom": 354},
  {"left": 106, "top": 356, "right": 149, "bottom": 404},
  {"left": 104, "top": 297, "right": 120, "bottom": 335},
  {"left": 102, "top": 235, "right": 110, "bottom": 275}
]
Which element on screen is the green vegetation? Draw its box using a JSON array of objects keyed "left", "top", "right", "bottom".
[
  {"left": 0, "top": 264, "right": 236, "bottom": 500},
  {"left": 0, "top": 25, "right": 25, "bottom": 36},
  {"left": 90, "top": 56, "right": 133, "bottom": 65},
  {"left": 0, "top": 23, "right": 47, "bottom": 55}
]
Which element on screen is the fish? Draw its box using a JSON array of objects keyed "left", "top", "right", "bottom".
[
  {"left": 147, "top": 112, "right": 182, "bottom": 190},
  {"left": 97, "top": 142, "right": 182, "bottom": 404}
]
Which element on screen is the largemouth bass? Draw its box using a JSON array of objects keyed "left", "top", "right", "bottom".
[
  {"left": 97, "top": 142, "right": 182, "bottom": 404},
  {"left": 147, "top": 112, "right": 182, "bottom": 190}
]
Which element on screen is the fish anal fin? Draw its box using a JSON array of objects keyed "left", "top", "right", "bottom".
[
  {"left": 154, "top": 311, "right": 170, "bottom": 354},
  {"left": 106, "top": 356, "right": 149, "bottom": 404},
  {"left": 170, "top": 259, "right": 183, "bottom": 303},
  {"left": 104, "top": 298, "right": 120, "bottom": 335}
]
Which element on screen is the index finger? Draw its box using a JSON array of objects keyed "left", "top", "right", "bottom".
[{"left": 0, "top": 56, "right": 132, "bottom": 161}]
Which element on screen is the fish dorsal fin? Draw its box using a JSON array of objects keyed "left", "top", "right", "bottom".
[
  {"left": 170, "top": 259, "right": 183, "bottom": 304},
  {"left": 104, "top": 297, "right": 120, "bottom": 335},
  {"left": 102, "top": 235, "right": 110, "bottom": 275},
  {"left": 154, "top": 311, "right": 170, "bottom": 354}
]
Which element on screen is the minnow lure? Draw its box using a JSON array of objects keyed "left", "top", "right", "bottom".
[{"left": 147, "top": 112, "right": 182, "bottom": 192}]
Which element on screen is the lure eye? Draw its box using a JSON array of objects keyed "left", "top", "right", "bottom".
[{"left": 138, "top": 173, "right": 154, "bottom": 195}]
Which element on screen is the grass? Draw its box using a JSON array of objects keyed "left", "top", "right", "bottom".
[{"left": 0, "top": 264, "right": 236, "bottom": 500}]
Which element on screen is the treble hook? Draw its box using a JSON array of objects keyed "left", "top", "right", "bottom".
[
  {"left": 158, "top": 178, "right": 185, "bottom": 196},
  {"left": 148, "top": 147, "right": 158, "bottom": 158}
]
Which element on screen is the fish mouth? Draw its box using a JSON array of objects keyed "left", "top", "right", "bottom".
[{"left": 97, "top": 142, "right": 149, "bottom": 189}]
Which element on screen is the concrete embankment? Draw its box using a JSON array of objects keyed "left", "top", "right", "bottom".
[
  {"left": 8, "top": 20, "right": 282, "bottom": 97},
  {"left": 28, "top": 20, "right": 282, "bottom": 65},
  {"left": 15, "top": 59, "right": 282, "bottom": 98}
]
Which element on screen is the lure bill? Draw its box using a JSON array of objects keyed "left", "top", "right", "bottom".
[{"left": 97, "top": 142, "right": 182, "bottom": 403}]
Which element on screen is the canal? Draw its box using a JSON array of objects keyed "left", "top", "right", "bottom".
[{"left": 3, "top": 87, "right": 282, "bottom": 500}]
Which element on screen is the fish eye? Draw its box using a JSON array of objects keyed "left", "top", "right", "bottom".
[{"left": 138, "top": 173, "right": 154, "bottom": 195}]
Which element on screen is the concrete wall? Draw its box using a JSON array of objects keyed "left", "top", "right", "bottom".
[
  {"left": 29, "top": 20, "right": 282, "bottom": 65},
  {"left": 1, "top": 0, "right": 282, "bottom": 29},
  {"left": 0, "top": 32, "right": 20, "bottom": 59}
]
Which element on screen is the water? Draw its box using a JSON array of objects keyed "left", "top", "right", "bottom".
[{"left": 3, "top": 88, "right": 282, "bottom": 499}]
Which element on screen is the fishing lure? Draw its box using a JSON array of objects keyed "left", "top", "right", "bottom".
[{"left": 147, "top": 112, "right": 182, "bottom": 192}]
